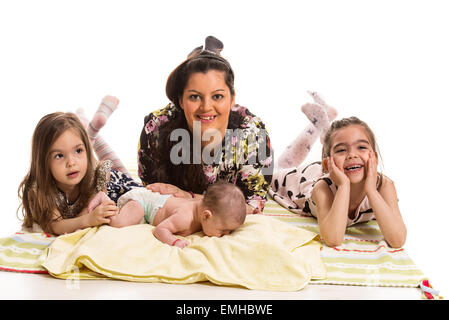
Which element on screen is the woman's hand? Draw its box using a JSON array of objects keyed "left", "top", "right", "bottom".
[
  {"left": 364, "top": 151, "right": 378, "bottom": 194},
  {"left": 246, "top": 204, "right": 261, "bottom": 214},
  {"left": 327, "top": 156, "right": 349, "bottom": 187},
  {"left": 87, "top": 199, "right": 118, "bottom": 226},
  {"left": 146, "top": 183, "right": 192, "bottom": 199}
]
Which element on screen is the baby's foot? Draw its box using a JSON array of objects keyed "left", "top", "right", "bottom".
[{"left": 88, "top": 95, "right": 119, "bottom": 135}]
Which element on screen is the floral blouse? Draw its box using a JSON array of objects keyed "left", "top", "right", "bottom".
[{"left": 138, "top": 103, "right": 273, "bottom": 211}]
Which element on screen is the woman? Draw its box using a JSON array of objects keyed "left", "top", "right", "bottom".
[{"left": 138, "top": 36, "right": 273, "bottom": 214}]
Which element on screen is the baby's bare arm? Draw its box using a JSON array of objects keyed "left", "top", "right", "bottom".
[{"left": 153, "top": 212, "right": 193, "bottom": 248}]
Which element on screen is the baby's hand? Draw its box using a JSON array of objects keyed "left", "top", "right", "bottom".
[{"left": 173, "top": 239, "right": 189, "bottom": 249}]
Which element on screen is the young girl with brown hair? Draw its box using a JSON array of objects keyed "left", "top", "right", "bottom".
[
  {"left": 18, "top": 102, "right": 141, "bottom": 235},
  {"left": 270, "top": 95, "right": 406, "bottom": 248},
  {"left": 18, "top": 111, "right": 117, "bottom": 234}
]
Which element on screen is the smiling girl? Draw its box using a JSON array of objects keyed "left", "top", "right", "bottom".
[
  {"left": 312, "top": 117, "right": 406, "bottom": 247},
  {"left": 271, "top": 113, "right": 406, "bottom": 248}
]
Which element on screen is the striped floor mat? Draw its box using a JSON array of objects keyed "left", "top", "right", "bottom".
[
  {"left": 262, "top": 198, "right": 435, "bottom": 292},
  {"left": 0, "top": 232, "right": 54, "bottom": 274},
  {"left": 0, "top": 196, "right": 439, "bottom": 298}
]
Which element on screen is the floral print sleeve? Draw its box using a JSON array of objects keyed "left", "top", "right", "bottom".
[{"left": 138, "top": 104, "right": 178, "bottom": 186}]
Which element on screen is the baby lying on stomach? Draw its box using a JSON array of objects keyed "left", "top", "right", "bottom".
[{"left": 90, "top": 181, "right": 247, "bottom": 248}]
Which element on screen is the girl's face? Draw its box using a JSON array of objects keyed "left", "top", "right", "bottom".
[
  {"left": 179, "top": 70, "right": 235, "bottom": 146},
  {"left": 49, "top": 129, "right": 88, "bottom": 194},
  {"left": 329, "top": 125, "right": 375, "bottom": 183}
]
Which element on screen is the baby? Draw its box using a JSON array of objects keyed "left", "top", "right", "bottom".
[{"left": 95, "top": 181, "right": 247, "bottom": 248}]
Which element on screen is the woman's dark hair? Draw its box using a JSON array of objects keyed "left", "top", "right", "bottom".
[
  {"left": 166, "top": 50, "right": 235, "bottom": 109},
  {"left": 153, "top": 51, "right": 240, "bottom": 194}
]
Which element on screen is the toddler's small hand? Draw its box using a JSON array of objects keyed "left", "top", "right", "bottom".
[{"left": 88, "top": 191, "right": 111, "bottom": 213}]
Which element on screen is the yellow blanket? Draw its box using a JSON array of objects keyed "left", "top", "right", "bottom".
[{"left": 42, "top": 215, "right": 326, "bottom": 291}]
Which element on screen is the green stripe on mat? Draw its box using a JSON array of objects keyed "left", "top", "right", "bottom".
[
  {"left": 263, "top": 196, "right": 427, "bottom": 288},
  {"left": 0, "top": 196, "right": 429, "bottom": 290},
  {"left": 0, "top": 233, "right": 52, "bottom": 273}
]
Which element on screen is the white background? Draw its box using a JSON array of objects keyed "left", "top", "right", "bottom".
[{"left": 1, "top": 0, "right": 448, "bottom": 297}]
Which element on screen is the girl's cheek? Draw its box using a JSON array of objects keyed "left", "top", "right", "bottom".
[{"left": 334, "top": 157, "right": 344, "bottom": 169}]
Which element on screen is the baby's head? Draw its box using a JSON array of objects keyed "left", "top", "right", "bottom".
[{"left": 200, "top": 181, "right": 246, "bottom": 237}]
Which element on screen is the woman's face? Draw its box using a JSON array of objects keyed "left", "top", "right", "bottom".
[
  {"left": 49, "top": 128, "right": 88, "bottom": 195},
  {"left": 179, "top": 70, "right": 235, "bottom": 147}
]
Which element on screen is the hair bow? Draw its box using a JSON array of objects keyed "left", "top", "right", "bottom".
[{"left": 187, "top": 36, "right": 224, "bottom": 58}]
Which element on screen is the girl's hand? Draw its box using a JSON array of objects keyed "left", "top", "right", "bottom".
[
  {"left": 88, "top": 199, "right": 118, "bottom": 226},
  {"left": 146, "top": 183, "right": 191, "bottom": 199},
  {"left": 364, "top": 151, "right": 378, "bottom": 194},
  {"left": 327, "top": 156, "right": 349, "bottom": 187},
  {"left": 87, "top": 191, "right": 111, "bottom": 213}
]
